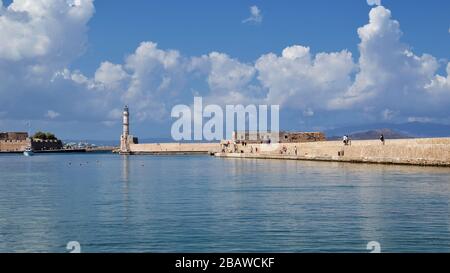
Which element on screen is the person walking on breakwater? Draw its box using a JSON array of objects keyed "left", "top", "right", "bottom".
[
  {"left": 343, "top": 135, "right": 352, "bottom": 146},
  {"left": 343, "top": 135, "right": 348, "bottom": 145},
  {"left": 380, "top": 134, "right": 385, "bottom": 145}
]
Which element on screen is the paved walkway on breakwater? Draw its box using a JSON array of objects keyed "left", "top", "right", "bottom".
[
  {"left": 215, "top": 138, "right": 450, "bottom": 167},
  {"left": 123, "top": 143, "right": 220, "bottom": 155}
]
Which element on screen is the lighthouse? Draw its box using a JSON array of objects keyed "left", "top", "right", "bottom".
[
  {"left": 120, "top": 105, "right": 130, "bottom": 154},
  {"left": 123, "top": 105, "right": 129, "bottom": 138}
]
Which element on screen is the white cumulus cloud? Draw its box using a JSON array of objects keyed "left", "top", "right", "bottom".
[
  {"left": 53, "top": 5, "right": 450, "bottom": 125},
  {"left": 0, "top": 0, "right": 94, "bottom": 62},
  {"left": 367, "top": 0, "right": 381, "bottom": 6},
  {"left": 94, "top": 62, "right": 129, "bottom": 90},
  {"left": 122, "top": 42, "right": 184, "bottom": 121},
  {"left": 45, "top": 110, "right": 60, "bottom": 119},
  {"left": 0, "top": 0, "right": 97, "bottom": 126},
  {"left": 204, "top": 52, "right": 258, "bottom": 103},
  {"left": 255, "top": 45, "right": 355, "bottom": 109},
  {"left": 0, "top": 1, "right": 449, "bottom": 134},
  {"left": 328, "top": 6, "right": 448, "bottom": 119},
  {"left": 243, "top": 5, "right": 262, "bottom": 24}
]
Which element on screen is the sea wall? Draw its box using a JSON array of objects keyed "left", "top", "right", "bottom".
[
  {"left": 31, "top": 139, "right": 63, "bottom": 151},
  {"left": 128, "top": 143, "right": 220, "bottom": 155},
  {"left": 0, "top": 139, "right": 29, "bottom": 152},
  {"left": 0, "top": 139, "right": 63, "bottom": 152},
  {"left": 216, "top": 138, "right": 450, "bottom": 167}
]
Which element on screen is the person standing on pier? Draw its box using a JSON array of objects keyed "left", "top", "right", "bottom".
[{"left": 343, "top": 135, "right": 348, "bottom": 145}]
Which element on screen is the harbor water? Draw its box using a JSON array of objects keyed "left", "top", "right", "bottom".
[{"left": 0, "top": 153, "right": 449, "bottom": 253}]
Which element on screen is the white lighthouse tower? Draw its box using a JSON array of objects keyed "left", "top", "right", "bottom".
[{"left": 120, "top": 105, "right": 131, "bottom": 154}]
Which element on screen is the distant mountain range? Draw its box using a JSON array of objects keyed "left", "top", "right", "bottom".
[
  {"left": 327, "top": 128, "right": 410, "bottom": 141},
  {"left": 325, "top": 122, "right": 450, "bottom": 139}
]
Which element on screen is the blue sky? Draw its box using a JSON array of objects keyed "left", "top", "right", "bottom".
[
  {"left": 0, "top": 0, "right": 449, "bottom": 140},
  {"left": 74, "top": 0, "right": 449, "bottom": 74}
]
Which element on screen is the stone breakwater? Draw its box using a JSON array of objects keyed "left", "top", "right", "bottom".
[
  {"left": 126, "top": 143, "right": 221, "bottom": 155},
  {"left": 215, "top": 138, "right": 450, "bottom": 167},
  {"left": 118, "top": 138, "right": 450, "bottom": 167}
]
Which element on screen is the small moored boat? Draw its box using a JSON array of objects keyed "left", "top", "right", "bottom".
[{"left": 23, "top": 146, "right": 34, "bottom": 157}]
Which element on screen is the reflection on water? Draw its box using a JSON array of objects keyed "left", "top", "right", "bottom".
[
  {"left": 122, "top": 155, "right": 129, "bottom": 184},
  {"left": 0, "top": 154, "right": 449, "bottom": 253},
  {"left": 121, "top": 155, "right": 130, "bottom": 221}
]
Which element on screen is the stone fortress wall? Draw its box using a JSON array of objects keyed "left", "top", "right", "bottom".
[
  {"left": 0, "top": 139, "right": 29, "bottom": 152},
  {"left": 217, "top": 138, "right": 450, "bottom": 167},
  {"left": 0, "top": 132, "right": 29, "bottom": 152},
  {"left": 31, "top": 139, "right": 63, "bottom": 151},
  {"left": 0, "top": 132, "right": 63, "bottom": 152}
]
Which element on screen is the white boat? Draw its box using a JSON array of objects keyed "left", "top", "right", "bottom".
[{"left": 23, "top": 147, "right": 34, "bottom": 156}]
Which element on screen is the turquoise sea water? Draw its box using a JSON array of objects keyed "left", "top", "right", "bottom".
[{"left": 0, "top": 153, "right": 449, "bottom": 253}]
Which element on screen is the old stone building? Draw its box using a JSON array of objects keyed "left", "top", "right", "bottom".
[
  {"left": 233, "top": 131, "right": 326, "bottom": 144},
  {"left": 0, "top": 132, "right": 30, "bottom": 152},
  {"left": 0, "top": 132, "right": 63, "bottom": 152},
  {"left": 0, "top": 132, "right": 29, "bottom": 141}
]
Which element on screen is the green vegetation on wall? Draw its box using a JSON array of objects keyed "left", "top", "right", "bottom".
[{"left": 32, "top": 131, "right": 58, "bottom": 140}]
